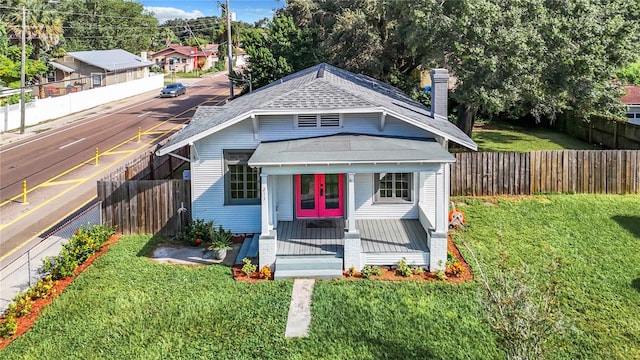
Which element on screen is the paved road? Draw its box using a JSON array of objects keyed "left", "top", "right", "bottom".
[{"left": 0, "top": 74, "right": 231, "bottom": 266}]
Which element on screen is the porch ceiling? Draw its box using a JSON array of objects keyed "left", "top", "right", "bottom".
[{"left": 248, "top": 133, "right": 454, "bottom": 168}]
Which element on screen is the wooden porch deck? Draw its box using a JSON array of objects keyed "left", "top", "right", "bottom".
[{"left": 276, "top": 218, "right": 428, "bottom": 256}]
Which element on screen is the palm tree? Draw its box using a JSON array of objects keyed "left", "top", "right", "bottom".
[{"left": 7, "top": 0, "right": 63, "bottom": 97}]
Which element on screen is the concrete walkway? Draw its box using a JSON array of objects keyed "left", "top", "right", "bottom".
[{"left": 285, "top": 279, "right": 315, "bottom": 338}]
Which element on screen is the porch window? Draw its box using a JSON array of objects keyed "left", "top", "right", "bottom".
[
  {"left": 374, "top": 173, "right": 412, "bottom": 202},
  {"left": 224, "top": 150, "right": 260, "bottom": 205}
]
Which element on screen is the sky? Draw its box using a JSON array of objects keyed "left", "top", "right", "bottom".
[{"left": 139, "top": 0, "right": 284, "bottom": 24}]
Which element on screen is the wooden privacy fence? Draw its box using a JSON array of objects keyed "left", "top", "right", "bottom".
[
  {"left": 100, "top": 137, "right": 190, "bottom": 181},
  {"left": 97, "top": 180, "right": 191, "bottom": 236},
  {"left": 451, "top": 150, "right": 640, "bottom": 196}
]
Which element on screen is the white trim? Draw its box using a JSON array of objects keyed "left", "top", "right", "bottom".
[{"left": 157, "top": 107, "right": 476, "bottom": 156}]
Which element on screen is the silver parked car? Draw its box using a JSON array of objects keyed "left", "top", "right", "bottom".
[{"left": 160, "top": 83, "right": 186, "bottom": 97}]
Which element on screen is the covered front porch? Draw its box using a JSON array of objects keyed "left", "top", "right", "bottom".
[
  {"left": 276, "top": 218, "right": 431, "bottom": 269},
  {"left": 276, "top": 218, "right": 429, "bottom": 254},
  {"left": 249, "top": 134, "right": 452, "bottom": 272}
]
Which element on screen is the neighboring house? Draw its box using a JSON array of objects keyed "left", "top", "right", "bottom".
[
  {"left": 623, "top": 85, "right": 640, "bottom": 125},
  {"left": 48, "top": 49, "right": 153, "bottom": 92},
  {"left": 149, "top": 44, "right": 219, "bottom": 73},
  {"left": 156, "top": 63, "right": 477, "bottom": 277}
]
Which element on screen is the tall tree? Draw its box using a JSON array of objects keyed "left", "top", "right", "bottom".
[
  {"left": 5, "top": 0, "right": 63, "bottom": 98},
  {"left": 237, "top": 15, "right": 320, "bottom": 91},
  {"left": 59, "top": 0, "right": 157, "bottom": 53},
  {"left": 275, "top": 0, "right": 639, "bottom": 135},
  {"left": 6, "top": 0, "right": 63, "bottom": 60},
  {"left": 403, "top": 0, "right": 640, "bottom": 135}
]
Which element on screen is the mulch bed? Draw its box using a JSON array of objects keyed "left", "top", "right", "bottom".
[
  {"left": 233, "top": 235, "right": 473, "bottom": 283},
  {"left": 0, "top": 235, "right": 121, "bottom": 350}
]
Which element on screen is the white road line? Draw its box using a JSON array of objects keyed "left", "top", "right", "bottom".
[
  {"left": 0, "top": 97, "right": 158, "bottom": 154},
  {"left": 137, "top": 111, "right": 152, "bottom": 118},
  {"left": 59, "top": 138, "right": 85, "bottom": 149}
]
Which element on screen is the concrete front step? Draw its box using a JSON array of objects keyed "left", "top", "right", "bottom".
[
  {"left": 275, "top": 255, "right": 343, "bottom": 280},
  {"left": 274, "top": 268, "right": 343, "bottom": 280}
]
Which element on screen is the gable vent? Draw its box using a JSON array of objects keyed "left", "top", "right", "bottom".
[
  {"left": 297, "top": 114, "right": 317, "bottom": 127},
  {"left": 320, "top": 113, "right": 340, "bottom": 127}
]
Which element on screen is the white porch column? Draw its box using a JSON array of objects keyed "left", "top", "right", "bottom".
[
  {"left": 347, "top": 172, "right": 356, "bottom": 233},
  {"left": 259, "top": 173, "right": 276, "bottom": 270},
  {"left": 429, "top": 164, "right": 448, "bottom": 271},
  {"left": 261, "top": 174, "right": 269, "bottom": 235},
  {"left": 343, "top": 172, "right": 362, "bottom": 270}
]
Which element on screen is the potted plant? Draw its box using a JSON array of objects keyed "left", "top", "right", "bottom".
[{"left": 208, "top": 225, "right": 233, "bottom": 260}]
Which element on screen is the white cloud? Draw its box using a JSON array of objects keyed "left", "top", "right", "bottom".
[{"left": 144, "top": 6, "right": 205, "bottom": 24}]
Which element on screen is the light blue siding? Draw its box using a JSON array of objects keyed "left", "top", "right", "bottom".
[
  {"left": 353, "top": 173, "right": 419, "bottom": 219},
  {"left": 191, "top": 114, "right": 440, "bottom": 232}
]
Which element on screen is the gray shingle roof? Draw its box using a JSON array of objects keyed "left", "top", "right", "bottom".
[
  {"left": 67, "top": 49, "right": 153, "bottom": 71},
  {"left": 157, "top": 63, "right": 476, "bottom": 155},
  {"left": 248, "top": 133, "right": 455, "bottom": 166}
]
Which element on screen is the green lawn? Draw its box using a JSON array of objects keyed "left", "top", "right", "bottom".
[
  {"left": 3, "top": 195, "right": 639, "bottom": 359},
  {"left": 472, "top": 123, "right": 599, "bottom": 152}
]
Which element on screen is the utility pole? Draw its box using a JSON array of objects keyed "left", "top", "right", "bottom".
[
  {"left": 226, "top": 0, "right": 234, "bottom": 97},
  {"left": 20, "top": 6, "right": 26, "bottom": 134}
]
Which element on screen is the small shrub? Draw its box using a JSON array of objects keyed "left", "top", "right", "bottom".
[
  {"left": 41, "top": 224, "right": 115, "bottom": 280},
  {"left": 7, "top": 293, "right": 33, "bottom": 318},
  {"left": 27, "top": 275, "right": 57, "bottom": 300},
  {"left": 42, "top": 249, "right": 78, "bottom": 280},
  {"left": 434, "top": 270, "right": 447, "bottom": 281},
  {"left": 259, "top": 266, "right": 272, "bottom": 280},
  {"left": 241, "top": 257, "right": 257, "bottom": 276},
  {"left": 360, "top": 265, "right": 383, "bottom": 279},
  {"left": 0, "top": 316, "right": 18, "bottom": 338},
  {"left": 446, "top": 251, "right": 458, "bottom": 267},
  {"left": 181, "top": 218, "right": 214, "bottom": 246},
  {"left": 447, "top": 262, "right": 465, "bottom": 277},
  {"left": 210, "top": 225, "right": 233, "bottom": 250},
  {"left": 413, "top": 266, "right": 425, "bottom": 276},
  {"left": 396, "top": 258, "right": 413, "bottom": 278},
  {"left": 347, "top": 266, "right": 356, "bottom": 277}
]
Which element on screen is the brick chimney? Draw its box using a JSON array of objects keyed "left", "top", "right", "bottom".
[{"left": 430, "top": 68, "right": 449, "bottom": 118}]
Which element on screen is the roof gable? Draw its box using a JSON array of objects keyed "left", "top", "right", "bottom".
[{"left": 157, "top": 63, "right": 477, "bottom": 155}]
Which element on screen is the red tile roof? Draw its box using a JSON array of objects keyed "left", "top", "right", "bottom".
[{"left": 622, "top": 85, "right": 640, "bottom": 105}]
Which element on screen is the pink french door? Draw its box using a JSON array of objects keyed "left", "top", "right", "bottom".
[{"left": 296, "top": 174, "right": 344, "bottom": 218}]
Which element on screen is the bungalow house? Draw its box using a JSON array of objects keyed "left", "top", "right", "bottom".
[
  {"left": 48, "top": 49, "right": 153, "bottom": 92},
  {"left": 149, "top": 44, "right": 219, "bottom": 73},
  {"left": 156, "top": 63, "right": 477, "bottom": 278},
  {"left": 623, "top": 85, "right": 640, "bottom": 125}
]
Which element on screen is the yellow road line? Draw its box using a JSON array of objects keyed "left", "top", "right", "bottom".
[
  {"left": 41, "top": 178, "right": 89, "bottom": 186},
  {"left": 1, "top": 92, "right": 229, "bottom": 259},
  {"left": 102, "top": 150, "right": 137, "bottom": 156},
  {"left": 0, "top": 93, "right": 228, "bottom": 210},
  {"left": 0, "top": 92, "right": 227, "bottom": 207},
  {"left": 0, "top": 197, "right": 96, "bottom": 261}
]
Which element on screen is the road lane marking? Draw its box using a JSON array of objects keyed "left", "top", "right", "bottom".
[
  {"left": 59, "top": 137, "right": 85, "bottom": 150},
  {"left": 0, "top": 86, "right": 229, "bottom": 260},
  {"left": 137, "top": 111, "right": 152, "bottom": 118},
  {"left": 0, "top": 91, "right": 227, "bottom": 210},
  {"left": 0, "top": 97, "right": 159, "bottom": 154},
  {"left": 102, "top": 150, "right": 136, "bottom": 156},
  {"left": 41, "top": 178, "right": 88, "bottom": 186}
]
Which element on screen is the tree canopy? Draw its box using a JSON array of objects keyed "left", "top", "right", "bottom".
[
  {"left": 58, "top": 0, "right": 158, "bottom": 54},
  {"left": 247, "top": 0, "right": 640, "bottom": 135}
]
